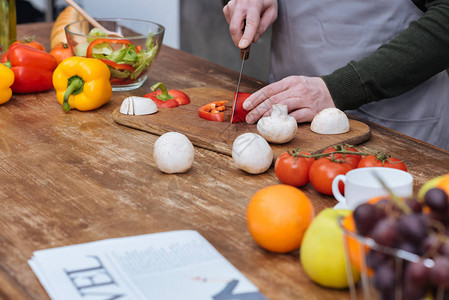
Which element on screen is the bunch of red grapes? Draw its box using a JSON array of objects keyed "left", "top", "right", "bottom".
[{"left": 352, "top": 187, "right": 449, "bottom": 300}]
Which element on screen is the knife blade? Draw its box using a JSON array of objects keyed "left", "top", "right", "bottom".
[{"left": 230, "top": 46, "right": 250, "bottom": 124}]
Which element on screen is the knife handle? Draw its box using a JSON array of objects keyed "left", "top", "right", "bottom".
[
  {"left": 240, "top": 47, "right": 250, "bottom": 60},
  {"left": 240, "top": 19, "right": 250, "bottom": 60}
]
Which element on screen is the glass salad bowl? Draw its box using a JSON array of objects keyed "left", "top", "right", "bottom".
[{"left": 65, "top": 18, "right": 164, "bottom": 91}]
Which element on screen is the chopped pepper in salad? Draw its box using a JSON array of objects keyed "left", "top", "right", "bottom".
[{"left": 75, "top": 28, "right": 159, "bottom": 85}]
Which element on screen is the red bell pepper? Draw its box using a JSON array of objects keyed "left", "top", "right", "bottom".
[
  {"left": 144, "top": 82, "right": 190, "bottom": 108},
  {"left": 231, "top": 92, "right": 251, "bottom": 123},
  {"left": 85, "top": 38, "right": 136, "bottom": 58},
  {"left": 197, "top": 92, "right": 250, "bottom": 122},
  {"left": 1, "top": 44, "right": 57, "bottom": 93},
  {"left": 198, "top": 101, "right": 228, "bottom": 122}
]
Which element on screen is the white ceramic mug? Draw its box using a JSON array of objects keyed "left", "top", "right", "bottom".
[{"left": 332, "top": 167, "right": 413, "bottom": 210}]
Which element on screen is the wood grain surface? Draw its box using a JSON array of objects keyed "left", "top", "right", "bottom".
[
  {"left": 112, "top": 87, "right": 371, "bottom": 157},
  {"left": 0, "top": 22, "right": 447, "bottom": 300}
]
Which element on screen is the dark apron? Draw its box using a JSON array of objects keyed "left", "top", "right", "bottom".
[{"left": 269, "top": 0, "right": 449, "bottom": 149}]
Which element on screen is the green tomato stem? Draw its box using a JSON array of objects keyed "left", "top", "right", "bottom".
[{"left": 295, "top": 149, "right": 372, "bottom": 159}]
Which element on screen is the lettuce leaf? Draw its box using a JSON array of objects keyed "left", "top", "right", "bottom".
[
  {"left": 87, "top": 28, "right": 108, "bottom": 42},
  {"left": 83, "top": 29, "right": 159, "bottom": 81}
]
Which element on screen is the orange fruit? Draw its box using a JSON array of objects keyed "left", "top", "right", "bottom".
[
  {"left": 437, "top": 173, "right": 449, "bottom": 197},
  {"left": 342, "top": 213, "right": 369, "bottom": 274},
  {"left": 246, "top": 184, "right": 315, "bottom": 253},
  {"left": 342, "top": 196, "right": 385, "bottom": 274}
]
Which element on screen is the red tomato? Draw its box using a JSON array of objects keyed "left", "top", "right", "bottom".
[
  {"left": 322, "top": 144, "right": 362, "bottom": 169},
  {"left": 358, "top": 154, "right": 407, "bottom": 171},
  {"left": 309, "top": 157, "right": 353, "bottom": 195},
  {"left": 274, "top": 150, "right": 315, "bottom": 187},
  {"left": 49, "top": 43, "right": 73, "bottom": 64},
  {"left": 11, "top": 36, "right": 45, "bottom": 51}
]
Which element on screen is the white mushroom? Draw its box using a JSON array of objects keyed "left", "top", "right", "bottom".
[
  {"left": 153, "top": 132, "right": 195, "bottom": 174},
  {"left": 257, "top": 104, "right": 298, "bottom": 143},
  {"left": 120, "top": 96, "right": 158, "bottom": 116},
  {"left": 232, "top": 133, "right": 273, "bottom": 174},
  {"left": 310, "top": 108, "right": 350, "bottom": 134}
]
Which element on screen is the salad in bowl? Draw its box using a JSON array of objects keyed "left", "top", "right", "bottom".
[{"left": 65, "top": 18, "right": 164, "bottom": 91}]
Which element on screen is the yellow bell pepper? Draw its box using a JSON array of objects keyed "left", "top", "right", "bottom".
[
  {"left": 53, "top": 57, "right": 112, "bottom": 112},
  {"left": 0, "top": 63, "right": 14, "bottom": 105}
]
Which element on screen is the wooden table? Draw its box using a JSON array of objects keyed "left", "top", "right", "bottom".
[{"left": 1, "top": 22, "right": 448, "bottom": 300}]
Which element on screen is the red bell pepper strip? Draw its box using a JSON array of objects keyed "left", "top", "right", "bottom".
[
  {"left": 85, "top": 38, "right": 135, "bottom": 58},
  {"left": 144, "top": 82, "right": 191, "bottom": 108},
  {"left": 198, "top": 101, "right": 228, "bottom": 122},
  {"left": 196, "top": 93, "right": 249, "bottom": 122},
  {"left": 98, "top": 59, "right": 135, "bottom": 72},
  {"left": 231, "top": 92, "right": 251, "bottom": 123},
  {"left": 1, "top": 44, "right": 57, "bottom": 94},
  {"left": 109, "top": 78, "right": 131, "bottom": 85},
  {"left": 109, "top": 72, "right": 145, "bottom": 85}
]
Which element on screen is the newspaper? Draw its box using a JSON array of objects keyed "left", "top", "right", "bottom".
[{"left": 28, "top": 230, "right": 266, "bottom": 300}]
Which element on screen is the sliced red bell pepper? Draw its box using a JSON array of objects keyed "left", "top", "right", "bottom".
[
  {"left": 197, "top": 92, "right": 250, "bottom": 122},
  {"left": 198, "top": 101, "right": 228, "bottom": 122},
  {"left": 99, "top": 59, "right": 135, "bottom": 72},
  {"left": 1, "top": 43, "right": 57, "bottom": 93},
  {"left": 231, "top": 92, "right": 251, "bottom": 123},
  {"left": 151, "top": 98, "right": 179, "bottom": 108},
  {"left": 86, "top": 38, "right": 135, "bottom": 58},
  {"left": 144, "top": 82, "right": 191, "bottom": 108}
]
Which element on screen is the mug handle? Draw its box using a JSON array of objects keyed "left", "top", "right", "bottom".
[{"left": 332, "top": 174, "right": 346, "bottom": 204}]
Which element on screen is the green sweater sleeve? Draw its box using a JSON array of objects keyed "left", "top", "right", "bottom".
[{"left": 321, "top": 0, "right": 449, "bottom": 110}]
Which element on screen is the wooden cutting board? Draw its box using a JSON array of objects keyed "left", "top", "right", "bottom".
[{"left": 112, "top": 87, "right": 371, "bottom": 157}]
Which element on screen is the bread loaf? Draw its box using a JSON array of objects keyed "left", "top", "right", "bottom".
[{"left": 50, "top": 6, "right": 85, "bottom": 49}]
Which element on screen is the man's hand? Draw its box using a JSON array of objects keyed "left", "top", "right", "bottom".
[
  {"left": 223, "top": 0, "right": 278, "bottom": 49},
  {"left": 242, "top": 76, "right": 336, "bottom": 123}
]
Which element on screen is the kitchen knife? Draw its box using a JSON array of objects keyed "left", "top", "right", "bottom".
[{"left": 230, "top": 46, "right": 250, "bottom": 124}]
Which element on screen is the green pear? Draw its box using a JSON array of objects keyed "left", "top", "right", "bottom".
[
  {"left": 418, "top": 175, "right": 444, "bottom": 200},
  {"left": 300, "top": 208, "right": 360, "bottom": 289}
]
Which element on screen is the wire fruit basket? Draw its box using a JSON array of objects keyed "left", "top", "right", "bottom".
[{"left": 341, "top": 221, "right": 441, "bottom": 300}]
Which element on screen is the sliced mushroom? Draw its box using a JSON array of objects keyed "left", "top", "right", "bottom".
[
  {"left": 311, "top": 108, "right": 350, "bottom": 134},
  {"left": 120, "top": 96, "right": 158, "bottom": 116}
]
